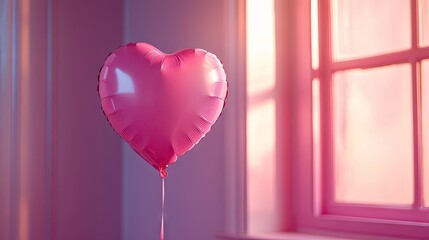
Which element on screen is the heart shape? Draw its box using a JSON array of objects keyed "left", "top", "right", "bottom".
[{"left": 98, "top": 42, "right": 227, "bottom": 174}]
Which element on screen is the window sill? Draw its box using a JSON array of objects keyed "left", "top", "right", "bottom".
[
  {"left": 217, "top": 232, "right": 411, "bottom": 240},
  {"left": 216, "top": 233, "right": 352, "bottom": 240}
]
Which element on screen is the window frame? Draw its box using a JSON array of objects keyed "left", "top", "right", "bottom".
[
  {"left": 221, "top": 0, "right": 429, "bottom": 239},
  {"left": 303, "top": 0, "right": 429, "bottom": 238}
]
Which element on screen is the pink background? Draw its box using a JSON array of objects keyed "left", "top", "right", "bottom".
[
  {"left": 122, "top": 0, "right": 228, "bottom": 239},
  {"left": 3, "top": 0, "right": 428, "bottom": 239},
  {"left": 0, "top": 0, "right": 230, "bottom": 239}
]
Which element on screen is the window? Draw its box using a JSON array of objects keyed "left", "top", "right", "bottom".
[
  {"left": 312, "top": 0, "right": 429, "bottom": 238},
  {"left": 223, "top": 0, "right": 429, "bottom": 239}
]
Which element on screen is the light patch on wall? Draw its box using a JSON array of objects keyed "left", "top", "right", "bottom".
[
  {"left": 312, "top": 78, "right": 321, "bottom": 213},
  {"left": 246, "top": 0, "right": 277, "bottom": 233},
  {"left": 246, "top": 0, "right": 276, "bottom": 97},
  {"left": 311, "top": 0, "right": 319, "bottom": 70},
  {"left": 18, "top": 0, "right": 31, "bottom": 238}
]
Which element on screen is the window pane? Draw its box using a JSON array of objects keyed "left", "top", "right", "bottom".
[
  {"left": 423, "top": 60, "right": 429, "bottom": 207},
  {"left": 420, "top": 0, "right": 429, "bottom": 47},
  {"left": 333, "top": 64, "right": 414, "bottom": 205},
  {"left": 331, "top": 0, "right": 411, "bottom": 61}
]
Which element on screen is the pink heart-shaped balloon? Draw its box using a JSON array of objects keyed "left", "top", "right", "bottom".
[{"left": 98, "top": 42, "right": 227, "bottom": 175}]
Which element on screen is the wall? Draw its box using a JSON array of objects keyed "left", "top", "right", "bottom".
[
  {"left": 0, "top": 0, "right": 13, "bottom": 239},
  {"left": 52, "top": 0, "right": 124, "bottom": 239},
  {"left": 0, "top": 0, "right": 233, "bottom": 239},
  {"left": 122, "top": 0, "right": 228, "bottom": 239},
  {"left": 0, "top": 0, "right": 124, "bottom": 239}
]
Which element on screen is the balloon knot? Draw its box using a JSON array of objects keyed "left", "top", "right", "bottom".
[{"left": 159, "top": 167, "right": 168, "bottom": 179}]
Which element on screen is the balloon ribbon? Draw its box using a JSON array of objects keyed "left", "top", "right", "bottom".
[{"left": 160, "top": 169, "right": 167, "bottom": 240}]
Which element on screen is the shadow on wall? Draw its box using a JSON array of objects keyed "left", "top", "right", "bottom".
[{"left": 122, "top": 0, "right": 228, "bottom": 239}]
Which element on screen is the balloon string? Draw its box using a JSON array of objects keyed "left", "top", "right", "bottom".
[{"left": 160, "top": 177, "right": 165, "bottom": 240}]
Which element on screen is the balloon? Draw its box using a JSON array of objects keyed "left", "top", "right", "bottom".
[{"left": 98, "top": 42, "right": 227, "bottom": 176}]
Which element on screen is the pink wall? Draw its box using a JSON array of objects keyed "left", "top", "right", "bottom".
[
  {"left": 0, "top": 0, "right": 230, "bottom": 239},
  {"left": 122, "top": 0, "right": 228, "bottom": 239},
  {"left": 52, "top": 0, "right": 124, "bottom": 239}
]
